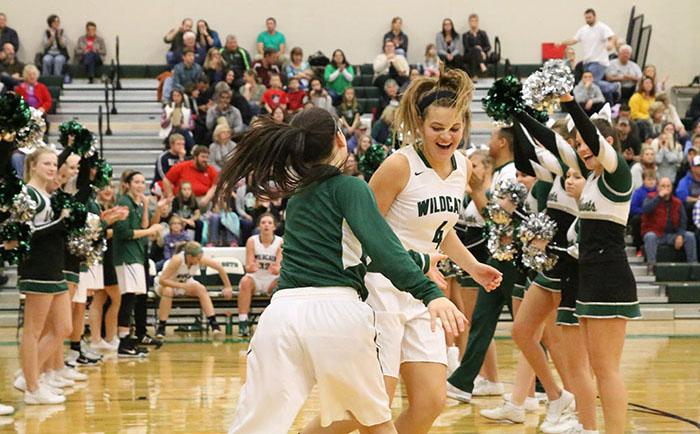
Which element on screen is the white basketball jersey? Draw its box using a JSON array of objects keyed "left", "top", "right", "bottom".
[
  {"left": 165, "top": 252, "right": 201, "bottom": 283},
  {"left": 253, "top": 234, "right": 283, "bottom": 271},
  {"left": 384, "top": 146, "right": 468, "bottom": 254}
]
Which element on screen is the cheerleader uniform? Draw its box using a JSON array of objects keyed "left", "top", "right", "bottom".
[
  {"left": 17, "top": 186, "right": 67, "bottom": 294},
  {"left": 556, "top": 219, "right": 580, "bottom": 325},
  {"left": 99, "top": 201, "right": 119, "bottom": 287},
  {"left": 76, "top": 197, "right": 106, "bottom": 299},
  {"left": 455, "top": 197, "right": 488, "bottom": 287},
  {"left": 560, "top": 100, "right": 641, "bottom": 319}
]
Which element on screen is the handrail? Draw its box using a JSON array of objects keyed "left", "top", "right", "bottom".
[
  {"left": 110, "top": 68, "right": 118, "bottom": 115},
  {"left": 104, "top": 80, "right": 112, "bottom": 135},
  {"left": 98, "top": 104, "right": 104, "bottom": 158},
  {"left": 115, "top": 36, "right": 122, "bottom": 90}
]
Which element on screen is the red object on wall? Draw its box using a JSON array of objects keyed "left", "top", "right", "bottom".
[{"left": 542, "top": 43, "right": 566, "bottom": 61}]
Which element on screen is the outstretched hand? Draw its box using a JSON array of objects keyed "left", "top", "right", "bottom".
[{"left": 427, "top": 297, "right": 468, "bottom": 337}]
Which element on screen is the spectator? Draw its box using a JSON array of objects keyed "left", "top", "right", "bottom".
[
  {"left": 324, "top": 49, "right": 354, "bottom": 104},
  {"left": 573, "top": 70, "right": 606, "bottom": 115},
  {"left": 191, "top": 75, "right": 214, "bottom": 143},
  {"left": 347, "top": 123, "right": 369, "bottom": 154},
  {"left": 631, "top": 145, "right": 656, "bottom": 190},
  {"left": 208, "top": 123, "right": 235, "bottom": 172},
  {"left": 164, "top": 18, "right": 193, "bottom": 67},
  {"left": 629, "top": 76, "right": 656, "bottom": 121},
  {"left": 236, "top": 176, "right": 258, "bottom": 242},
  {"left": 675, "top": 147, "right": 699, "bottom": 191},
  {"left": 0, "top": 42, "right": 24, "bottom": 79},
  {"left": 675, "top": 155, "right": 700, "bottom": 219},
  {"left": 648, "top": 102, "right": 667, "bottom": 138},
  {"left": 373, "top": 40, "right": 409, "bottom": 89},
  {"left": 285, "top": 47, "right": 312, "bottom": 90},
  {"left": 605, "top": 44, "right": 642, "bottom": 103},
  {"left": 383, "top": 17, "right": 409, "bottom": 57},
  {"left": 561, "top": 8, "right": 616, "bottom": 95},
  {"left": 195, "top": 20, "right": 221, "bottom": 52},
  {"left": 619, "top": 103, "right": 641, "bottom": 141},
  {"left": 160, "top": 215, "right": 191, "bottom": 266},
  {"left": 14, "top": 64, "right": 52, "bottom": 114},
  {"left": 159, "top": 88, "right": 194, "bottom": 150},
  {"left": 400, "top": 68, "right": 421, "bottom": 94},
  {"left": 379, "top": 78, "right": 400, "bottom": 113},
  {"left": 172, "top": 48, "right": 203, "bottom": 91},
  {"left": 152, "top": 133, "right": 186, "bottom": 195},
  {"left": 436, "top": 18, "right": 463, "bottom": 71},
  {"left": 337, "top": 87, "right": 360, "bottom": 136},
  {"left": 208, "top": 191, "right": 241, "bottom": 247},
  {"left": 184, "top": 31, "right": 205, "bottom": 64},
  {"left": 256, "top": 17, "right": 286, "bottom": 60},
  {"left": 355, "top": 134, "right": 372, "bottom": 158},
  {"left": 686, "top": 123, "right": 700, "bottom": 153},
  {"left": 307, "top": 77, "right": 334, "bottom": 114},
  {"left": 462, "top": 14, "right": 491, "bottom": 78},
  {"left": 563, "top": 46, "right": 584, "bottom": 84},
  {"left": 653, "top": 130, "right": 683, "bottom": 183},
  {"left": 619, "top": 117, "right": 642, "bottom": 166},
  {"left": 643, "top": 64, "right": 668, "bottom": 94},
  {"left": 687, "top": 91, "right": 700, "bottom": 123},
  {"left": 642, "top": 177, "right": 697, "bottom": 265},
  {"left": 252, "top": 48, "right": 281, "bottom": 87},
  {"left": 271, "top": 106, "right": 286, "bottom": 123},
  {"left": 261, "top": 73, "right": 287, "bottom": 113},
  {"left": 203, "top": 47, "right": 225, "bottom": 84},
  {"left": 41, "top": 14, "right": 68, "bottom": 77},
  {"left": 239, "top": 69, "right": 266, "bottom": 113},
  {"left": 343, "top": 153, "right": 364, "bottom": 179},
  {"left": 372, "top": 106, "right": 396, "bottom": 145},
  {"left": 220, "top": 35, "right": 251, "bottom": 88},
  {"left": 0, "top": 13, "right": 19, "bottom": 52},
  {"left": 630, "top": 169, "right": 657, "bottom": 255},
  {"left": 170, "top": 181, "right": 204, "bottom": 242},
  {"left": 206, "top": 89, "right": 243, "bottom": 135},
  {"left": 164, "top": 145, "right": 218, "bottom": 209},
  {"left": 75, "top": 22, "right": 106, "bottom": 83},
  {"left": 217, "top": 76, "right": 253, "bottom": 126},
  {"left": 656, "top": 93, "right": 687, "bottom": 138},
  {"left": 422, "top": 43, "right": 440, "bottom": 78},
  {"left": 285, "top": 77, "right": 306, "bottom": 114}
]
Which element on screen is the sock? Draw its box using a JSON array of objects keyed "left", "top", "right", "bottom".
[
  {"left": 118, "top": 331, "right": 129, "bottom": 339},
  {"left": 70, "top": 341, "right": 81, "bottom": 352},
  {"left": 238, "top": 313, "right": 248, "bottom": 322},
  {"left": 208, "top": 315, "right": 220, "bottom": 330},
  {"left": 158, "top": 320, "right": 167, "bottom": 327}
]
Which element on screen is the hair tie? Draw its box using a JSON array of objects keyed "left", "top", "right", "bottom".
[{"left": 417, "top": 90, "right": 457, "bottom": 113}]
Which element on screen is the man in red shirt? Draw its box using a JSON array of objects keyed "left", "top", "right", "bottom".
[{"left": 163, "top": 145, "right": 218, "bottom": 208}]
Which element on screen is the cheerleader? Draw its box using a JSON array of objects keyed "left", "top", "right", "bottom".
[
  {"left": 16, "top": 148, "right": 70, "bottom": 404},
  {"left": 223, "top": 108, "right": 466, "bottom": 434}
]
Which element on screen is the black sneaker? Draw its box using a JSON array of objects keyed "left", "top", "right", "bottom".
[
  {"left": 138, "top": 334, "right": 163, "bottom": 349},
  {"left": 0, "top": 274, "right": 8, "bottom": 286},
  {"left": 155, "top": 325, "right": 166, "bottom": 340},
  {"left": 75, "top": 351, "right": 101, "bottom": 366},
  {"left": 118, "top": 338, "right": 146, "bottom": 358},
  {"left": 238, "top": 320, "right": 250, "bottom": 337}
]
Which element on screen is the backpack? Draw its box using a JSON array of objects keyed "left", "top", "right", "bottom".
[{"left": 307, "top": 51, "right": 330, "bottom": 67}]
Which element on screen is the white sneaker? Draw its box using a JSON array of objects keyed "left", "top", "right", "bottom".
[
  {"left": 107, "top": 337, "right": 120, "bottom": 350},
  {"left": 472, "top": 378, "right": 505, "bottom": 396},
  {"left": 503, "top": 392, "right": 540, "bottom": 412},
  {"left": 541, "top": 390, "right": 575, "bottom": 430},
  {"left": 50, "top": 371, "right": 74, "bottom": 387},
  {"left": 446, "top": 382, "right": 472, "bottom": 403},
  {"left": 479, "top": 401, "right": 525, "bottom": 423},
  {"left": 15, "top": 375, "right": 64, "bottom": 395},
  {"left": 41, "top": 372, "right": 71, "bottom": 389},
  {"left": 0, "top": 403, "right": 14, "bottom": 416},
  {"left": 59, "top": 366, "right": 87, "bottom": 381},
  {"left": 541, "top": 412, "right": 583, "bottom": 434},
  {"left": 91, "top": 339, "right": 114, "bottom": 352},
  {"left": 66, "top": 349, "right": 80, "bottom": 365},
  {"left": 446, "top": 346, "right": 460, "bottom": 376},
  {"left": 24, "top": 385, "right": 66, "bottom": 405}
]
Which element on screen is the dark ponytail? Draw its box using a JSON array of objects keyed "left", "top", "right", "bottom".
[{"left": 217, "top": 107, "right": 340, "bottom": 200}]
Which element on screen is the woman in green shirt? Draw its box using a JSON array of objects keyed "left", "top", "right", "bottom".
[
  {"left": 222, "top": 108, "right": 465, "bottom": 434},
  {"left": 324, "top": 49, "right": 355, "bottom": 105}
]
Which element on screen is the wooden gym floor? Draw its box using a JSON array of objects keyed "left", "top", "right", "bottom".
[{"left": 0, "top": 320, "right": 698, "bottom": 433}]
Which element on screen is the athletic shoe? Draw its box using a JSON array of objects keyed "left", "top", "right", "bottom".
[
  {"left": 536, "top": 391, "right": 548, "bottom": 403},
  {"left": 472, "top": 377, "right": 505, "bottom": 396},
  {"left": 446, "top": 346, "right": 460, "bottom": 377},
  {"left": 155, "top": 325, "right": 166, "bottom": 339},
  {"left": 503, "top": 393, "right": 540, "bottom": 412},
  {"left": 446, "top": 382, "right": 472, "bottom": 403},
  {"left": 24, "top": 385, "right": 66, "bottom": 405},
  {"left": 74, "top": 351, "right": 101, "bottom": 367},
  {"left": 0, "top": 403, "right": 13, "bottom": 416},
  {"left": 541, "top": 413, "right": 581, "bottom": 434},
  {"left": 14, "top": 375, "right": 64, "bottom": 395},
  {"left": 106, "top": 337, "right": 120, "bottom": 351},
  {"left": 90, "top": 339, "right": 113, "bottom": 352},
  {"left": 138, "top": 334, "right": 163, "bottom": 349},
  {"left": 81, "top": 346, "right": 103, "bottom": 362},
  {"left": 479, "top": 401, "right": 525, "bottom": 423},
  {"left": 118, "top": 338, "right": 147, "bottom": 358},
  {"left": 238, "top": 320, "right": 250, "bottom": 337},
  {"left": 59, "top": 366, "right": 87, "bottom": 382},
  {"left": 541, "top": 390, "right": 575, "bottom": 431},
  {"left": 212, "top": 327, "right": 224, "bottom": 338},
  {"left": 41, "top": 372, "right": 72, "bottom": 389}
]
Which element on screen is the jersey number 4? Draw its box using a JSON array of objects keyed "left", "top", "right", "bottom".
[{"left": 432, "top": 221, "right": 448, "bottom": 249}]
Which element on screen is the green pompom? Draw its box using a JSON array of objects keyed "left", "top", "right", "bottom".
[
  {"left": 359, "top": 144, "right": 387, "bottom": 181},
  {"left": 0, "top": 167, "right": 22, "bottom": 208},
  {"left": 58, "top": 120, "right": 84, "bottom": 146},
  {"left": 92, "top": 159, "right": 113, "bottom": 189},
  {"left": 0, "top": 93, "right": 31, "bottom": 137},
  {"left": 1, "top": 222, "right": 31, "bottom": 264},
  {"left": 72, "top": 128, "right": 95, "bottom": 156},
  {"left": 51, "top": 190, "right": 88, "bottom": 233},
  {"left": 482, "top": 76, "right": 549, "bottom": 124},
  {"left": 524, "top": 106, "right": 549, "bottom": 123}
]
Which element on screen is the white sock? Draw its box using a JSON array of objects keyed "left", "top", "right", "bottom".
[{"left": 239, "top": 314, "right": 248, "bottom": 321}]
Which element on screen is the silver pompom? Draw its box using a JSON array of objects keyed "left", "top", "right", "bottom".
[
  {"left": 67, "top": 213, "right": 105, "bottom": 266},
  {"left": 0, "top": 184, "right": 37, "bottom": 224},
  {"left": 517, "top": 212, "right": 558, "bottom": 272},
  {"left": 522, "top": 60, "right": 574, "bottom": 112},
  {"left": 487, "top": 224, "right": 518, "bottom": 262},
  {"left": 486, "top": 179, "right": 528, "bottom": 225},
  {"left": 14, "top": 107, "right": 46, "bottom": 150},
  {"left": 438, "top": 258, "right": 461, "bottom": 278}
]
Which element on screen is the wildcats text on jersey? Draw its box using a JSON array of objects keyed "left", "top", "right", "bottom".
[{"left": 417, "top": 195, "right": 463, "bottom": 217}]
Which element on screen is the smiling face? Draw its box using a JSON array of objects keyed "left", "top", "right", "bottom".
[
  {"left": 127, "top": 174, "right": 146, "bottom": 196},
  {"left": 58, "top": 154, "right": 80, "bottom": 185},
  {"left": 420, "top": 105, "right": 464, "bottom": 163},
  {"left": 333, "top": 50, "right": 344, "bottom": 65},
  {"left": 564, "top": 168, "right": 586, "bottom": 200},
  {"left": 30, "top": 151, "right": 58, "bottom": 185},
  {"left": 98, "top": 183, "right": 114, "bottom": 203},
  {"left": 358, "top": 135, "right": 371, "bottom": 152}
]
